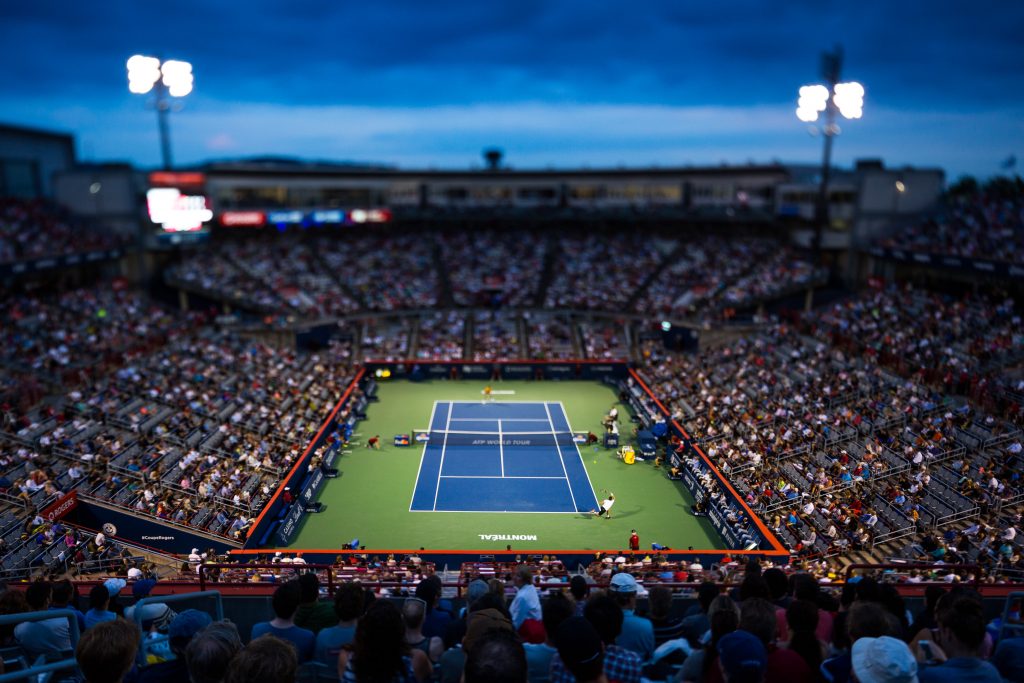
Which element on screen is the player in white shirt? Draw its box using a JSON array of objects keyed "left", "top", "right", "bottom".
[{"left": 591, "top": 491, "right": 616, "bottom": 519}]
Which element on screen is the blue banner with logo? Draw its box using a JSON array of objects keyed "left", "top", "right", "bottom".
[{"left": 867, "top": 247, "right": 1024, "bottom": 280}]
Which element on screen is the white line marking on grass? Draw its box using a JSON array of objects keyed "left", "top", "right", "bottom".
[
  {"left": 432, "top": 401, "right": 453, "bottom": 511},
  {"left": 556, "top": 401, "right": 599, "bottom": 508},
  {"left": 545, "top": 402, "right": 578, "bottom": 513},
  {"left": 439, "top": 475, "right": 567, "bottom": 479},
  {"left": 408, "top": 401, "right": 439, "bottom": 512}
]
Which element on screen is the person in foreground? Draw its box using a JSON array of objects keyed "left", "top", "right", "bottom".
[
  {"left": 850, "top": 636, "right": 918, "bottom": 683},
  {"left": 716, "top": 630, "right": 768, "bottom": 683},
  {"left": 76, "top": 618, "right": 140, "bottom": 683},
  {"left": 914, "top": 593, "right": 1003, "bottom": 683},
  {"left": 338, "top": 600, "right": 432, "bottom": 682}
]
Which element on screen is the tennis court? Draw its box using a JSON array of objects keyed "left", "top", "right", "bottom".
[
  {"left": 409, "top": 401, "right": 598, "bottom": 513},
  {"left": 291, "top": 380, "right": 723, "bottom": 551}
]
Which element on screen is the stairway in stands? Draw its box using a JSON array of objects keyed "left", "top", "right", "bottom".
[
  {"left": 307, "top": 241, "right": 369, "bottom": 309},
  {"left": 622, "top": 241, "right": 686, "bottom": 311},
  {"left": 432, "top": 239, "right": 455, "bottom": 307},
  {"left": 532, "top": 235, "right": 560, "bottom": 307}
]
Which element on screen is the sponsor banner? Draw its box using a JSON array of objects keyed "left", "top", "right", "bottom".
[
  {"left": 42, "top": 490, "right": 78, "bottom": 522},
  {"left": 579, "top": 364, "right": 625, "bottom": 380},
  {"left": 72, "top": 500, "right": 236, "bottom": 554},
  {"left": 302, "top": 468, "right": 325, "bottom": 504},
  {"left": 461, "top": 365, "right": 489, "bottom": 377},
  {"left": 424, "top": 365, "right": 450, "bottom": 377},
  {"left": 323, "top": 444, "right": 340, "bottom": 470},
  {"left": 707, "top": 506, "right": 744, "bottom": 548},
  {"left": 220, "top": 211, "right": 265, "bottom": 227},
  {"left": 277, "top": 502, "right": 305, "bottom": 546},
  {"left": 503, "top": 365, "right": 533, "bottom": 375},
  {"left": 681, "top": 469, "right": 700, "bottom": 498},
  {"left": 867, "top": 247, "right": 1023, "bottom": 280},
  {"left": 478, "top": 534, "right": 538, "bottom": 541},
  {"left": 546, "top": 364, "right": 573, "bottom": 375}
]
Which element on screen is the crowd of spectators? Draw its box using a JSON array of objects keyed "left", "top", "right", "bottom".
[
  {"left": 0, "top": 198, "right": 124, "bottom": 264},
  {"left": 633, "top": 238, "right": 821, "bottom": 322},
  {"left": 360, "top": 318, "right": 412, "bottom": 361},
  {"left": 7, "top": 562, "right": 1023, "bottom": 683},
  {"left": 441, "top": 230, "right": 546, "bottom": 307},
  {"left": 581, "top": 320, "right": 631, "bottom": 360},
  {"left": 635, "top": 284, "right": 1023, "bottom": 578},
  {"left": 525, "top": 314, "right": 578, "bottom": 360},
  {"left": 0, "top": 281, "right": 358, "bottom": 548},
  {"left": 0, "top": 287, "right": 198, "bottom": 410},
  {"left": 544, "top": 234, "right": 670, "bottom": 311},
  {"left": 878, "top": 181, "right": 1024, "bottom": 264},
  {"left": 416, "top": 312, "right": 465, "bottom": 361},
  {"left": 804, "top": 285, "right": 1023, "bottom": 398},
  {"left": 473, "top": 312, "right": 523, "bottom": 360},
  {"left": 322, "top": 234, "right": 439, "bottom": 311}
]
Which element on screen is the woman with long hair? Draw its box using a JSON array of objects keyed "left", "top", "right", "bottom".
[
  {"left": 338, "top": 600, "right": 431, "bottom": 683},
  {"left": 784, "top": 599, "right": 827, "bottom": 676}
]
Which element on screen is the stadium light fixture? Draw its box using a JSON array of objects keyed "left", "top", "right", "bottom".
[
  {"left": 127, "top": 55, "right": 194, "bottom": 169},
  {"left": 794, "top": 47, "right": 865, "bottom": 265}
]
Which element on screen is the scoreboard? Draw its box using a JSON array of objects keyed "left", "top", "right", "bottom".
[{"left": 147, "top": 171, "right": 212, "bottom": 244}]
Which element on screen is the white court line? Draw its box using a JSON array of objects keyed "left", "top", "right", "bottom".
[
  {"left": 408, "top": 401, "right": 439, "bottom": 512},
  {"left": 431, "top": 401, "right": 454, "bottom": 511},
  {"left": 545, "top": 402, "right": 578, "bottom": 512},
  {"left": 448, "top": 418, "right": 547, "bottom": 422},
  {"left": 440, "top": 475, "right": 567, "bottom": 480},
  {"left": 499, "top": 419, "right": 504, "bottom": 477},
  {"left": 448, "top": 400, "right": 546, "bottom": 404},
  {"left": 409, "top": 509, "right": 582, "bottom": 514},
  {"left": 556, "top": 401, "right": 599, "bottom": 507}
]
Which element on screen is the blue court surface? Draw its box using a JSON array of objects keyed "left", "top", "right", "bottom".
[{"left": 410, "top": 401, "right": 599, "bottom": 513}]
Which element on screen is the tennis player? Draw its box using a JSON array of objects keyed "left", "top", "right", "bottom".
[
  {"left": 482, "top": 385, "right": 493, "bottom": 404},
  {"left": 592, "top": 491, "right": 615, "bottom": 518}
]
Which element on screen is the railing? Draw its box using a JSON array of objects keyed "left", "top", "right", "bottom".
[
  {"left": 131, "top": 590, "right": 224, "bottom": 667},
  {"left": 997, "top": 591, "right": 1024, "bottom": 641},
  {"left": 843, "top": 563, "right": 982, "bottom": 588},
  {"left": 0, "top": 609, "right": 80, "bottom": 683},
  {"left": 199, "top": 563, "right": 335, "bottom": 594}
]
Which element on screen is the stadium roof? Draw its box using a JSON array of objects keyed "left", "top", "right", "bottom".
[{"left": 200, "top": 159, "right": 789, "bottom": 180}]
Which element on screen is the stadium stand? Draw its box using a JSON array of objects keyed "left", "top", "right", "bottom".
[
  {"left": 0, "top": 198, "right": 124, "bottom": 264},
  {"left": 878, "top": 180, "right": 1024, "bottom": 264}
]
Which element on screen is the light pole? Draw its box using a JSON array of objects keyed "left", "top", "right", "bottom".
[
  {"left": 127, "top": 56, "right": 194, "bottom": 170},
  {"left": 796, "top": 47, "right": 864, "bottom": 265}
]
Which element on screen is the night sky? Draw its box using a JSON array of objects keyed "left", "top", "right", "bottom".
[{"left": 1, "top": 1, "right": 1021, "bottom": 179}]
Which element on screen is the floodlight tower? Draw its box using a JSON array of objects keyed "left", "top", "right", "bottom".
[
  {"left": 127, "top": 55, "right": 194, "bottom": 170},
  {"left": 795, "top": 47, "right": 864, "bottom": 264}
]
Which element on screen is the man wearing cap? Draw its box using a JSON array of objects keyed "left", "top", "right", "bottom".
[
  {"left": 608, "top": 573, "right": 654, "bottom": 660},
  {"left": 510, "top": 566, "right": 542, "bottom": 631},
  {"left": 848, "top": 636, "right": 919, "bottom": 683},
  {"left": 713, "top": 630, "right": 768, "bottom": 683},
  {"left": 126, "top": 609, "right": 212, "bottom": 683},
  {"left": 124, "top": 579, "right": 176, "bottom": 636}
]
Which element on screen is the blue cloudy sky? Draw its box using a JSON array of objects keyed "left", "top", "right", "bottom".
[{"left": 1, "top": 1, "right": 1021, "bottom": 179}]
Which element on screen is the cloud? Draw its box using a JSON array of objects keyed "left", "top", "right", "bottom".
[{"left": 1, "top": 96, "right": 1010, "bottom": 178}]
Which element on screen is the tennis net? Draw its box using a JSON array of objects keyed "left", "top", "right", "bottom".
[{"left": 413, "top": 429, "right": 580, "bottom": 448}]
